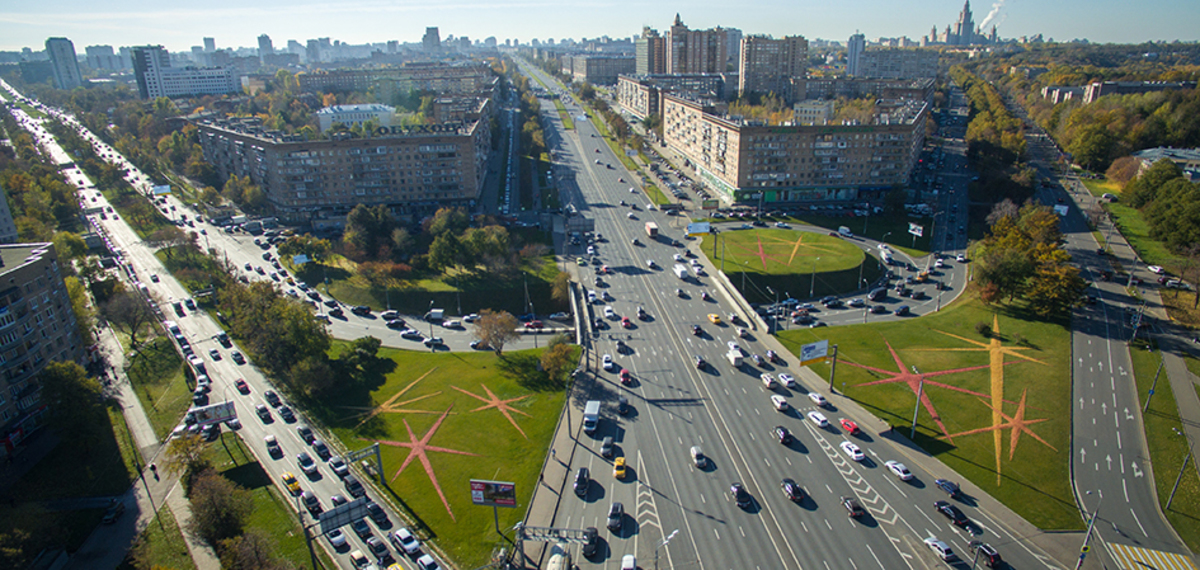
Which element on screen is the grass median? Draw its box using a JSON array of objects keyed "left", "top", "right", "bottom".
[{"left": 777, "top": 291, "right": 1080, "bottom": 530}]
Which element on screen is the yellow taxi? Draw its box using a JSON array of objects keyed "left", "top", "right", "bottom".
[
  {"left": 613, "top": 456, "right": 627, "bottom": 479},
  {"left": 281, "top": 472, "right": 301, "bottom": 495},
  {"left": 707, "top": 314, "right": 722, "bottom": 324}
]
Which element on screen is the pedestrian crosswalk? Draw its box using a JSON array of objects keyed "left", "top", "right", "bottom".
[{"left": 1106, "top": 542, "right": 1199, "bottom": 570}]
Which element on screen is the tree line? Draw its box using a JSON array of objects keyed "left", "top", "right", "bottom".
[
  {"left": 975, "top": 200, "right": 1087, "bottom": 316},
  {"left": 949, "top": 66, "right": 1038, "bottom": 205}
]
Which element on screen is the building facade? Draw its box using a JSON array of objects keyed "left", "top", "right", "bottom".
[
  {"left": 1083, "top": 81, "right": 1197, "bottom": 104},
  {"left": 316, "top": 104, "right": 396, "bottom": 132},
  {"left": 298, "top": 62, "right": 493, "bottom": 94},
  {"left": 45, "top": 38, "right": 83, "bottom": 91},
  {"left": 737, "top": 35, "right": 808, "bottom": 101},
  {"left": 423, "top": 27, "right": 441, "bottom": 52},
  {"left": 635, "top": 27, "right": 666, "bottom": 75},
  {"left": 666, "top": 15, "right": 728, "bottom": 74},
  {"left": 799, "top": 77, "right": 935, "bottom": 103},
  {"left": 846, "top": 33, "right": 866, "bottom": 76},
  {"left": 617, "top": 73, "right": 729, "bottom": 119},
  {"left": 85, "top": 45, "right": 127, "bottom": 71},
  {"left": 131, "top": 45, "right": 238, "bottom": 99},
  {"left": 854, "top": 49, "right": 939, "bottom": 80},
  {"left": 564, "top": 55, "right": 636, "bottom": 85},
  {"left": 197, "top": 115, "right": 491, "bottom": 224},
  {"left": 0, "top": 183, "right": 19, "bottom": 245},
  {"left": 0, "top": 243, "right": 87, "bottom": 458},
  {"left": 661, "top": 93, "right": 927, "bottom": 205}
]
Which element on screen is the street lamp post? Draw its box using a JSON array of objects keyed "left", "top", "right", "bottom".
[
  {"left": 809, "top": 257, "right": 820, "bottom": 298},
  {"left": 766, "top": 286, "right": 778, "bottom": 332},
  {"left": 654, "top": 529, "right": 679, "bottom": 570},
  {"left": 1074, "top": 490, "right": 1103, "bottom": 570},
  {"left": 427, "top": 300, "right": 435, "bottom": 350},
  {"left": 1167, "top": 428, "right": 1196, "bottom": 510},
  {"left": 910, "top": 365, "right": 925, "bottom": 439}
]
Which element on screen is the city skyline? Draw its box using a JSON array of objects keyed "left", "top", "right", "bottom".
[{"left": 1, "top": 0, "right": 1198, "bottom": 53}]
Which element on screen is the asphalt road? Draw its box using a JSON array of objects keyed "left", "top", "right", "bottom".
[{"left": 518, "top": 60, "right": 1063, "bottom": 570}]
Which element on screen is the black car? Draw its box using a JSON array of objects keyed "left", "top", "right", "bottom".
[
  {"left": 366, "top": 536, "right": 392, "bottom": 565},
  {"left": 264, "top": 390, "right": 282, "bottom": 407},
  {"left": 871, "top": 304, "right": 889, "bottom": 314},
  {"left": 297, "top": 425, "right": 315, "bottom": 444},
  {"left": 351, "top": 517, "right": 373, "bottom": 539},
  {"left": 934, "top": 478, "right": 961, "bottom": 498},
  {"left": 278, "top": 405, "right": 296, "bottom": 423},
  {"left": 365, "top": 500, "right": 390, "bottom": 526},
  {"left": 606, "top": 502, "right": 624, "bottom": 531},
  {"left": 351, "top": 305, "right": 371, "bottom": 315},
  {"left": 780, "top": 478, "right": 804, "bottom": 501},
  {"left": 730, "top": 483, "right": 752, "bottom": 508},
  {"left": 694, "top": 355, "right": 706, "bottom": 369},
  {"left": 215, "top": 332, "right": 232, "bottom": 348},
  {"left": 302, "top": 491, "right": 322, "bottom": 515},
  {"left": 312, "top": 440, "right": 331, "bottom": 461},
  {"left": 894, "top": 305, "right": 911, "bottom": 316},
  {"left": 774, "top": 426, "right": 793, "bottom": 444},
  {"left": 574, "top": 467, "right": 590, "bottom": 497},
  {"left": 968, "top": 541, "right": 1002, "bottom": 568},
  {"left": 617, "top": 396, "right": 629, "bottom": 415},
  {"left": 691, "top": 325, "right": 702, "bottom": 336},
  {"left": 581, "top": 527, "right": 600, "bottom": 558},
  {"left": 841, "top": 496, "right": 865, "bottom": 518},
  {"left": 934, "top": 500, "right": 969, "bottom": 526}
]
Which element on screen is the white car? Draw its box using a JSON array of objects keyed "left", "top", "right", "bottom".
[
  {"left": 737, "top": 327, "right": 749, "bottom": 338},
  {"left": 646, "top": 259, "right": 657, "bottom": 268},
  {"left": 807, "top": 411, "right": 829, "bottom": 427},
  {"left": 934, "top": 259, "right": 945, "bottom": 268},
  {"left": 1148, "top": 265, "right": 1165, "bottom": 274},
  {"left": 673, "top": 254, "right": 684, "bottom": 262},
  {"left": 778, "top": 373, "right": 797, "bottom": 387},
  {"left": 885, "top": 460, "right": 914, "bottom": 480},
  {"left": 956, "top": 254, "right": 967, "bottom": 262},
  {"left": 627, "top": 212, "right": 635, "bottom": 219},
  {"left": 770, "top": 394, "right": 789, "bottom": 411},
  {"left": 878, "top": 243, "right": 891, "bottom": 251},
  {"left": 604, "top": 306, "right": 615, "bottom": 319},
  {"left": 463, "top": 313, "right": 480, "bottom": 323},
  {"left": 621, "top": 554, "right": 637, "bottom": 570},
  {"left": 849, "top": 298, "right": 865, "bottom": 307},
  {"left": 808, "top": 392, "right": 829, "bottom": 407},
  {"left": 603, "top": 354, "right": 615, "bottom": 371},
  {"left": 761, "top": 373, "right": 778, "bottom": 389},
  {"left": 774, "top": 222, "right": 790, "bottom": 228},
  {"left": 924, "top": 537, "right": 957, "bottom": 561},
  {"left": 840, "top": 441, "right": 865, "bottom": 461},
  {"left": 727, "top": 341, "right": 742, "bottom": 354}
]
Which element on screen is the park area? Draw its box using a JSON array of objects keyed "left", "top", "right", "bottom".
[{"left": 777, "top": 293, "right": 1080, "bottom": 530}]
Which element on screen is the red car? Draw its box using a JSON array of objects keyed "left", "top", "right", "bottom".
[
  {"left": 621, "top": 317, "right": 632, "bottom": 329},
  {"left": 524, "top": 320, "right": 544, "bottom": 329},
  {"left": 235, "top": 379, "right": 250, "bottom": 395},
  {"left": 839, "top": 418, "right": 860, "bottom": 435},
  {"left": 619, "top": 369, "right": 632, "bottom": 385}
]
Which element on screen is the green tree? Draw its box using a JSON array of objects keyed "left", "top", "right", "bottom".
[
  {"left": 36, "top": 362, "right": 105, "bottom": 455},
  {"left": 187, "top": 469, "right": 253, "bottom": 547},
  {"left": 551, "top": 271, "right": 571, "bottom": 307},
  {"left": 1025, "top": 264, "right": 1087, "bottom": 317},
  {"left": 428, "top": 232, "right": 464, "bottom": 271},
  {"left": 163, "top": 434, "right": 211, "bottom": 482},
  {"left": 218, "top": 529, "right": 291, "bottom": 570},
  {"left": 539, "top": 343, "right": 575, "bottom": 386},
  {"left": 101, "top": 292, "right": 156, "bottom": 352},
  {"left": 51, "top": 231, "right": 87, "bottom": 260},
  {"left": 473, "top": 309, "right": 520, "bottom": 356}
]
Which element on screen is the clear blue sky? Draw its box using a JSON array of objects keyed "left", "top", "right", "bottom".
[{"left": 1, "top": 0, "right": 1196, "bottom": 52}]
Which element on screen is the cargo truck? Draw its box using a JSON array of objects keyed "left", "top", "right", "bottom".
[
  {"left": 583, "top": 400, "right": 601, "bottom": 434},
  {"left": 673, "top": 264, "right": 689, "bottom": 279},
  {"left": 726, "top": 351, "right": 743, "bottom": 366},
  {"left": 645, "top": 222, "right": 658, "bottom": 238}
]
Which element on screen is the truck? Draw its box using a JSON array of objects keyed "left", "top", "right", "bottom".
[
  {"left": 583, "top": 400, "right": 601, "bottom": 434},
  {"left": 726, "top": 351, "right": 743, "bottom": 367},
  {"left": 673, "top": 264, "right": 689, "bottom": 279},
  {"left": 243, "top": 220, "right": 263, "bottom": 234},
  {"left": 230, "top": 215, "right": 248, "bottom": 225},
  {"left": 424, "top": 308, "right": 444, "bottom": 322},
  {"left": 645, "top": 222, "right": 658, "bottom": 238}
]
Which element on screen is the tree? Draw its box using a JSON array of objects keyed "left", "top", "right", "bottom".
[
  {"left": 36, "top": 362, "right": 104, "bottom": 455},
  {"left": 539, "top": 343, "right": 574, "bottom": 385},
  {"left": 985, "top": 199, "right": 1019, "bottom": 227},
  {"left": 1105, "top": 156, "right": 1141, "bottom": 188},
  {"left": 219, "top": 529, "right": 291, "bottom": 570},
  {"left": 473, "top": 309, "right": 520, "bottom": 356},
  {"left": 1025, "top": 264, "right": 1087, "bottom": 317},
  {"left": 339, "top": 336, "right": 383, "bottom": 376},
  {"left": 428, "top": 232, "right": 463, "bottom": 272},
  {"left": 187, "top": 468, "right": 253, "bottom": 547},
  {"left": 101, "top": 292, "right": 156, "bottom": 351},
  {"left": 64, "top": 276, "right": 95, "bottom": 346},
  {"left": 51, "top": 231, "right": 87, "bottom": 260},
  {"left": 289, "top": 355, "right": 336, "bottom": 395},
  {"left": 147, "top": 225, "right": 189, "bottom": 260},
  {"left": 551, "top": 271, "right": 571, "bottom": 307},
  {"left": 163, "top": 434, "right": 211, "bottom": 482}
]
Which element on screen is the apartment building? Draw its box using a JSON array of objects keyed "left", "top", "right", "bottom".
[
  {"left": 662, "top": 93, "right": 927, "bottom": 205},
  {"left": 737, "top": 35, "right": 808, "bottom": 101},
  {"left": 635, "top": 27, "right": 666, "bottom": 75},
  {"left": 616, "top": 73, "right": 729, "bottom": 119},
  {"left": 316, "top": 104, "right": 395, "bottom": 132},
  {"left": 666, "top": 15, "right": 728, "bottom": 74},
  {"left": 0, "top": 243, "right": 86, "bottom": 458},
  {"left": 45, "top": 38, "right": 83, "bottom": 91},
  {"left": 131, "top": 45, "right": 238, "bottom": 99},
  {"left": 297, "top": 62, "right": 493, "bottom": 94},
  {"left": 563, "top": 55, "right": 636, "bottom": 85},
  {"left": 854, "top": 49, "right": 939, "bottom": 80}
]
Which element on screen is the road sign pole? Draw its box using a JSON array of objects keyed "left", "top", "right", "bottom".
[
  {"left": 1167, "top": 448, "right": 1193, "bottom": 510},
  {"left": 1144, "top": 357, "right": 1164, "bottom": 413}
]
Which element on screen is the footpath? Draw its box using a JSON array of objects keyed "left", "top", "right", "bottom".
[{"left": 69, "top": 324, "right": 221, "bottom": 570}]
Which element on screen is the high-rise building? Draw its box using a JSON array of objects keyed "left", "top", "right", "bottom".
[
  {"left": 846, "top": 33, "right": 866, "bottom": 76},
  {"left": 723, "top": 27, "right": 743, "bottom": 72},
  {"left": 738, "top": 34, "right": 808, "bottom": 101},
  {"left": 287, "top": 40, "right": 303, "bottom": 56},
  {"left": 85, "top": 45, "right": 125, "bottom": 71},
  {"left": 0, "top": 243, "right": 88, "bottom": 459},
  {"left": 305, "top": 40, "right": 321, "bottom": 63},
  {"left": 0, "top": 183, "right": 19, "bottom": 244},
  {"left": 203, "top": 37, "right": 216, "bottom": 52},
  {"left": 665, "top": 14, "right": 727, "bottom": 74},
  {"left": 423, "top": 27, "right": 441, "bottom": 52},
  {"left": 257, "top": 34, "right": 274, "bottom": 57},
  {"left": 635, "top": 27, "right": 666, "bottom": 75},
  {"left": 44, "top": 38, "right": 83, "bottom": 90},
  {"left": 131, "top": 45, "right": 238, "bottom": 99},
  {"left": 855, "top": 49, "right": 939, "bottom": 80}
]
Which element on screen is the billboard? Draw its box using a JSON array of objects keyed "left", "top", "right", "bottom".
[
  {"left": 186, "top": 400, "right": 237, "bottom": 428},
  {"left": 701, "top": 199, "right": 720, "bottom": 210},
  {"left": 686, "top": 222, "right": 711, "bottom": 236},
  {"left": 908, "top": 223, "right": 924, "bottom": 237},
  {"left": 800, "top": 340, "right": 830, "bottom": 366},
  {"left": 152, "top": 185, "right": 172, "bottom": 196},
  {"left": 470, "top": 479, "right": 517, "bottom": 508},
  {"left": 292, "top": 254, "right": 311, "bottom": 265},
  {"left": 1053, "top": 205, "right": 1069, "bottom": 217}
]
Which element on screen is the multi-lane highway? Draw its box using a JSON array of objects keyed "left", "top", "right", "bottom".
[{"left": 518, "top": 60, "right": 1063, "bottom": 570}]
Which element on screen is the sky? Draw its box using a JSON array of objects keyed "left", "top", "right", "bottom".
[{"left": 1, "top": 0, "right": 1197, "bottom": 53}]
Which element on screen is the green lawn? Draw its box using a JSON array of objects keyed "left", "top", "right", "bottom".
[
  {"left": 117, "top": 504, "right": 197, "bottom": 570},
  {"left": 300, "top": 344, "right": 574, "bottom": 568},
  {"left": 554, "top": 99, "right": 574, "bottom": 130},
  {"left": 643, "top": 183, "right": 670, "bottom": 206},
  {"left": 125, "top": 336, "right": 193, "bottom": 439},
  {"left": 1081, "top": 178, "right": 1120, "bottom": 198},
  {"left": 700, "top": 228, "right": 884, "bottom": 303},
  {"left": 1129, "top": 340, "right": 1200, "bottom": 554},
  {"left": 777, "top": 292, "right": 1081, "bottom": 530}
]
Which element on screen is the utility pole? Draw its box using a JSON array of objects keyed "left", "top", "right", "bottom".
[
  {"left": 1074, "top": 491, "right": 1102, "bottom": 570},
  {"left": 827, "top": 345, "right": 839, "bottom": 392},
  {"left": 1144, "top": 357, "right": 1164, "bottom": 413},
  {"left": 910, "top": 366, "right": 924, "bottom": 439}
]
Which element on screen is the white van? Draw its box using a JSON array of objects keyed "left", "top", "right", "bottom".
[
  {"left": 442, "top": 319, "right": 462, "bottom": 329},
  {"left": 761, "top": 373, "right": 778, "bottom": 389},
  {"left": 838, "top": 226, "right": 853, "bottom": 237}
]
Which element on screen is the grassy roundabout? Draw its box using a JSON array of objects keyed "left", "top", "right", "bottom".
[
  {"left": 699, "top": 228, "right": 884, "bottom": 303},
  {"left": 777, "top": 293, "right": 1080, "bottom": 530},
  {"left": 306, "top": 344, "right": 574, "bottom": 568}
]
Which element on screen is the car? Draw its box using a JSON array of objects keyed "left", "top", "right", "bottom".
[
  {"left": 619, "top": 369, "right": 632, "bottom": 385},
  {"left": 839, "top": 418, "right": 860, "bottom": 434},
  {"left": 766, "top": 349, "right": 780, "bottom": 362},
  {"left": 841, "top": 496, "right": 865, "bottom": 518},
  {"left": 297, "top": 425, "right": 315, "bottom": 444},
  {"left": 601, "top": 436, "right": 615, "bottom": 458},
  {"left": 415, "top": 553, "right": 441, "bottom": 570},
  {"left": 327, "top": 528, "right": 348, "bottom": 549},
  {"left": 401, "top": 329, "right": 423, "bottom": 339},
  {"left": 297, "top": 452, "right": 318, "bottom": 475},
  {"left": 225, "top": 417, "right": 242, "bottom": 430},
  {"left": 302, "top": 491, "right": 322, "bottom": 515},
  {"left": 770, "top": 394, "right": 789, "bottom": 411},
  {"left": 620, "top": 317, "right": 632, "bottom": 329},
  {"left": 808, "top": 411, "right": 829, "bottom": 427},
  {"left": 636, "top": 306, "right": 647, "bottom": 320},
  {"left": 101, "top": 500, "right": 125, "bottom": 524},
  {"left": 524, "top": 320, "right": 544, "bottom": 329},
  {"left": 184, "top": 298, "right": 196, "bottom": 310},
  {"left": 149, "top": 274, "right": 160, "bottom": 283},
  {"left": 235, "top": 378, "right": 250, "bottom": 394},
  {"left": 706, "top": 313, "right": 721, "bottom": 324},
  {"left": 328, "top": 456, "right": 350, "bottom": 478},
  {"left": 894, "top": 305, "right": 911, "bottom": 316},
  {"left": 885, "top": 460, "right": 914, "bottom": 481},
  {"left": 934, "top": 500, "right": 970, "bottom": 526},
  {"left": 256, "top": 405, "right": 273, "bottom": 423},
  {"left": 423, "top": 337, "right": 444, "bottom": 347},
  {"left": 603, "top": 354, "right": 615, "bottom": 371},
  {"left": 781, "top": 478, "right": 804, "bottom": 501},
  {"left": 365, "top": 535, "right": 392, "bottom": 564},
  {"left": 278, "top": 405, "right": 296, "bottom": 423},
  {"left": 775, "top": 373, "right": 795, "bottom": 388},
  {"left": 956, "top": 253, "right": 967, "bottom": 262},
  {"left": 774, "top": 425, "right": 793, "bottom": 444},
  {"left": 604, "top": 306, "right": 615, "bottom": 319},
  {"left": 840, "top": 441, "right": 865, "bottom": 461},
  {"left": 365, "top": 500, "right": 389, "bottom": 526},
  {"left": 606, "top": 502, "right": 624, "bottom": 530},
  {"left": 750, "top": 354, "right": 764, "bottom": 366},
  {"left": 613, "top": 456, "right": 627, "bottom": 479},
  {"left": 849, "top": 297, "right": 866, "bottom": 308},
  {"left": 646, "top": 259, "right": 656, "bottom": 269},
  {"left": 968, "top": 541, "right": 1003, "bottom": 568},
  {"left": 264, "top": 390, "right": 281, "bottom": 407},
  {"left": 208, "top": 348, "right": 222, "bottom": 361},
  {"left": 1149, "top": 265, "right": 1165, "bottom": 274},
  {"left": 351, "top": 518, "right": 372, "bottom": 539},
  {"left": 312, "top": 440, "right": 331, "bottom": 461},
  {"left": 808, "top": 392, "right": 828, "bottom": 407},
  {"left": 574, "top": 467, "right": 590, "bottom": 496},
  {"left": 935, "top": 478, "right": 961, "bottom": 498},
  {"left": 390, "top": 527, "right": 422, "bottom": 555},
  {"left": 690, "top": 324, "right": 702, "bottom": 336},
  {"left": 281, "top": 472, "right": 301, "bottom": 494},
  {"left": 924, "top": 536, "right": 957, "bottom": 561},
  {"left": 730, "top": 482, "right": 752, "bottom": 508}
]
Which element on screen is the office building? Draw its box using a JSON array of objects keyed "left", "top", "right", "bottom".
[
  {"left": 203, "top": 37, "right": 216, "bottom": 52},
  {"left": 661, "top": 93, "right": 927, "bottom": 205},
  {"left": 0, "top": 184, "right": 18, "bottom": 245},
  {"left": 85, "top": 45, "right": 125, "bottom": 71},
  {"left": 45, "top": 38, "right": 83, "bottom": 90},
  {"left": 666, "top": 15, "right": 728, "bottom": 74},
  {"left": 257, "top": 34, "right": 274, "bottom": 57},
  {"left": 196, "top": 111, "right": 492, "bottom": 224},
  {"left": 0, "top": 243, "right": 87, "bottom": 459},
  {"left": 793, "top": 100, "right": 835, "bottom": 125},
  {"left": 131, "top": 45, "right": 239, "bottom": 99},
  {"left": 635, "top": 28, "right": 666, "bottom": 75},
  {"left": 846, "top": 33, "right": 865, "bottom": 76},
  {"left": 723, "top": 28, "right": 743, "bottom": 72},
  {"left": 316, "top": 104, "right": 395, "bottom": 132},
  {"left": 423, "top": 27, "right": 441, "bottom": 52},
  {"left": 854, "top": 49, "right": 939, "bottom": 80},
  {"left": 737, "top": 35, "right": 808, "bottom": 101},
  {"left": 563, "top": 55, "right": 635, "bottom": 85}
]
